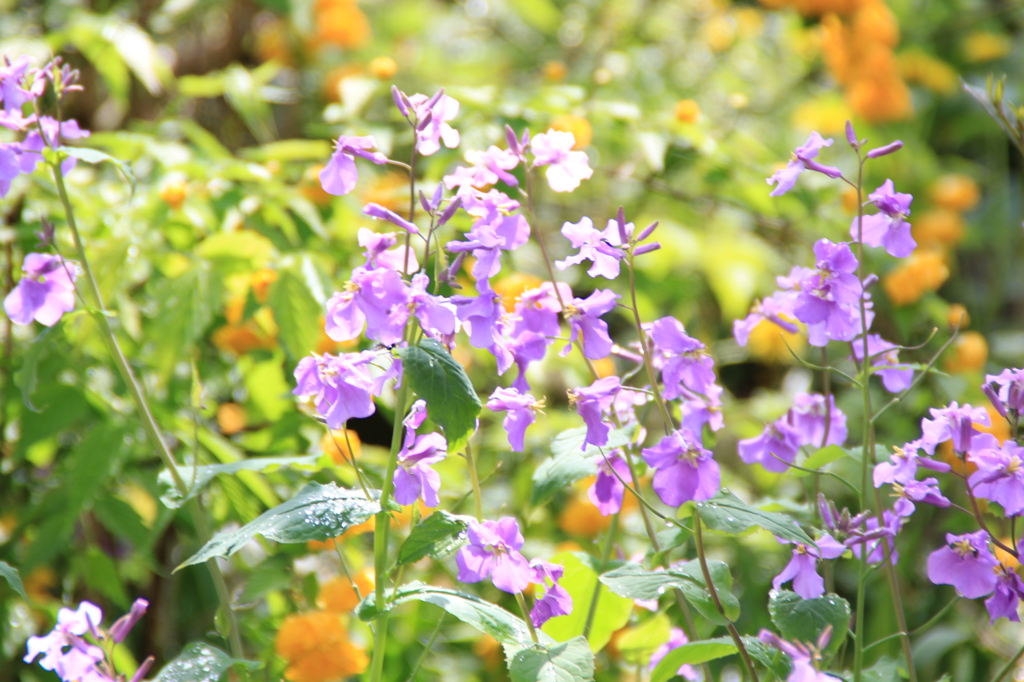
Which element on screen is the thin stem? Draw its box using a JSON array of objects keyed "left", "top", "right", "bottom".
[
  {"left": 583, "top": 512, "right": 619, "bottom": 639},
  {"left": 853, "top": 153, "right": 869, "bottom": 682},
  {"left": 820, "top": 346, "right": 832, "bottom": 448},
  {"left": 464, "top": 442, "right": 483, "bottom": 522},
  {"left": 405, "top": 614, "right": 445, "bottom": 682},
  {"left": 514, "top": 591, "right": 539, "bottom": 644},
  {"left": 627, "top": 251, "right": 676, "bottom": 435},
  {"left": 991, "top": 638, "right": 1024, "bottom": 682},
  {"left": 871, "top": 327, "right": 959, "bottom": 424}
]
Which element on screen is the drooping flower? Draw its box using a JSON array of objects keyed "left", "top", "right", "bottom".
[
  {"left": 562, "top": 289, "right": 619, "bottom": 360},
  {"left": 588, "top": 450, "right": 631, "bottom": 516},
  {"left": 984, "top": 368, "right": 1024, "bottom": 418},
  {"left": 648, "top": 628, "right": 700, "bottom": 681},
  {"left": 773, "top": 535, "right": 846, "bottom": 599},
  {"left": 647, "top": 316, "right": 718, "bottom": 401},
  {"left": 486, "top": 387, "right": 544, "bottom": 452},
  {"left": 851, "top": 179, "right": 915, "bottom": 258},
  {"left": 891, "top": 477, "right": 950, "bottom": 517},
  {"left": 873, "top": 441, "right": 950, "bottom": 487},
  {"left": 985, "top": 563, "right": 1024, "bottom": 623},
  {"left": 362, "top": 202, "right": 419, "bottom": 234},
  {"left": 529, "top": 559, "right": 573, "bottom": 627},
  {"left": 969, "top": 438, "right": 1024, "bottom": 516},
  {"left": 408, "top": 273, "right": 457, "bottom": 340},
  {"left": 926, "top": 530, "right": 999, "bottom": 599},
  {"left": 642, "top": 429, "right": 720, "bottom": 507},
  {"left": 409, "top": 92, "right": 460, "bottom": 156},
  {"left": 555, "top": 216, "right": 625, "bottom": 279},
  {"left": 766, "top": 132, "right": 842, "bottom": 197},
  {"left": 456, "top": 517, "right": 532, "bottom": 594},
  {"left": 393, "top": 401, "right": 447, "bottom": 508},
  {"left": 851, "top": 334, "right": 913, "bottom": 393},
  {"left": 530, "top": 130, "right": 593, "bottom": 192},
  {"left": 569, "top": 376, "right": 621, "bottom": 449},
  {"left": 4, "top": 253, "right": 77, "bottom": 326},
  {"left": 320, "top": 135, "right": 388, "bottom": 196}
]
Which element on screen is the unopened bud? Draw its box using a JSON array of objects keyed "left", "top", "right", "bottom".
[
  {"left": 505, "top": 125, "right": 522, "bottom": 157},
  {"left": 415, "top": 110, "right": 434, "bottom": 132},
  {"left": 845, "top": 120, "right": 858, "bottom": 149},
  {"left": 391, "top": 86, "right": 410, "bottom": 117},
  {"left": 438, "top": 196, "right": 463, "bottom": 226},
  {"left": 633, "top": 242, "right": 661, "bottom": 256},
  {"left": 110, "top": 598, "right": 149, "bottom": 643},
  {"left": 418, "top": 190, "right": 431, "bottom": 214},
  {"left": 128, "top": 657, "right": 155, "bottom": 682},
  {"left": 866, "top": 140, "right": 903, "bottom": 159},
  {"left": 636, "top": 221, "right": 659, "bottom": 243},
  {"left": 615, "top": 206, "right": 628, "bottom": 243},
  {"left": 424, "top": 88, "right": 446, "bottom": 111}
]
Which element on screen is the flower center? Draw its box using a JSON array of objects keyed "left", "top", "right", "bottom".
[
  {"left": 951, "top": 538, "right": 977, "bottom": 558},
  {"left": 1008, "top": 456, "right": 1022, "bottom": 474}
]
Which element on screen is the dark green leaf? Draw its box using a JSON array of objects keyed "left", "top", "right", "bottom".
[
  {"left": 697, "top": 490, "right": 814, "bottom": 547},
  {"left": 158, "top": 454, "right": 321, "bottom": 509},
  {"left": 650, "top": 638, "right": 737, "bottom": 682},
  {"left": 509, "top": 636, "right": 595, "bottom": 682},
  {"left": 176, "top": 483, "right": 380, "bottom": 570},
  {"left": 768, "top": 590, "right": 851, "bottom": 656},
  {"left": 792, "top": 445, "right": 847, "bottom": 478},
  {"left": 397, "top": 511, "right": 468, "bottom": 565},
  {"left": 395, "top": 339, "right": 482, "bottom": 453},
  {"left": 741, "top": 636, "right": 790, "bottom": 678},
  {"left": 153, "top": 642, "right": 258, "bottom": 682},
  {"left": 0, "top": 561, "right": 27, "bottom": 601},
  {"left": 862, "top": 655, "right": 905, "bottom": 682},
  {"left": 268, "top": 266, "right": 323, "bottom": 361},
  {"left": 531, "top": 425, "right": 635, "bottom": 507},
  {"left": 239, "top": 555, "right": 293, "bottom": 603},
  {"left": 599, "top": 561, "right": 739, "bottom": 626},
  {"left": 357, "top": 581, "right": 553, "bottom": 647}
]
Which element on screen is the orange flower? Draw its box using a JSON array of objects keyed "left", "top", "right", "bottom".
[
  {"left": 275, "top": 611, "right": 368, "bottom": 682},
  {"left": 851, "top": 0, "right": 898, "bottom": 46},
  {"left": 301, "top": 165, "right": 333, "bottom": 206},
  {"left": 159, "top": 181, "right": 188, "bottom": 210},
  {"left": 913, "top": 208, "right": 964, "bottom": 247},
  {"left": 211, "top": 323, "right": 278, "bottom": 355},
  {"left": 319, "top": 570, "right": 375, "bottom": 613},
  {"left": 549, "top": 115, "right": 592, "bottom": 149},
  {"left": 474, "top": 634, "right": 503, "bottom": 669},
  {"left": 368, "top": 56, "right": 397, "bottom": 80},
  {"left": 947, "top": 303, "right": 970, "bottom": 329},
  {"left": 321, "top": 429, "right": 362, "bottom": 465},
  {"left": 253, "top": 16, "right": 293, "bottom": 65},
  {"left": 543, "top": 60, "right": 567, "bottom": 81},
  {"left": 674, "top": 99, "right": 701, "bottom": 124},
  {"left": 362, "top": 171, "right": 409, "bottom": 213},
  {"left": 882, "top": 250, "right": 949, "bottom": 306},
  {"left": 313, "top": 0, "right": 370, "bottom": 50},
  {"left": 930, "top": 174, "right": 980, "bottom": 212},
  {"left": 216, "top": 403, "right": 247, "bottom": 435},
  {"left": 945, "top": 331, "right": 988, "bottom": 374},
  {"left": 250, "top": 268, "right": 278, "bottom": 304}
]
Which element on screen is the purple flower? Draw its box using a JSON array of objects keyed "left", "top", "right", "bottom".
[
  {"left": 733, "top": 291, "right": 800, "bottom": 346},
  {"left": 588, "top": 450, "right": 631, "bottom": 516},
  {"left": 486, "top": 387, "right": 543, "bottom": 452},
  {"left": 891, "top": 477, "right": 950, "bottom": 517},
  {"left": 773, "top": 534, "right": 846, "bottom": 599},
  {"left": 325, "top": 266, "right": 410, "bottom": 346},
  {"left": 969, "top": 438, "right": 1024, "bottom": 516},
  {"left": 758, "top": 629, "right": 841, "bottom": 682},
  {"left": 851, "top": 180, "right": 915, "bottom": 258},
  {"left": 647, "top": 317, "right": 718, "bottom": 401},
  {"left": 919, "top": 401, "right": 990, "bottom": 455},
  {"left": 444, "top": 146, "right": 519, "bottom": 190},
  {"left": 555, "top": 216, "right": 625, "bottom": 280},
  {"left": 20, "top": 117, "right": 91, "bottom": 177},
  {"left": 985, "top": 368, "right": 1024, "bottom": 417},
  {"left": 0, "top": 56, "right": 34, "bottom": 115},
  {"left": 24, "top": 601, "right": 106, "bottom": 681},
  {"left": 409, "top": 92, "right": 460, "bottom": 156},
  {"left": 408, "top": 273, "right": 457, "bottom": 340},
  {"left": 529, "top": 559, "right": 573, "bottom": 627},
  {"left": 357, "top": 228, "right": 417, "bottom": 272},
  {"left": 738, "top": 419, "right": 801, "bottom": 473},
  {"left": 850, "top": 511, "right": 901, "bottom": 565},
  {"left": 320, "top": 135, "right": 388, "bottom": 196},
  {"left": 453, "top": 286, "right": 505, "bottom": 351},
  {"left": 793, "top": 240, "right": 863, "bottom": 344},
  {"left": 108, "top": 598, "right": 148, "bottom": 643},
  {"left": 447, "top": 210, "right": 530, "bottom": 286},
  {"left": 767, "top": 132, "right": 841, "bottom": 197},
  {"left": 986, "top": 564, "right": 1024, "bottom": 623},
  {"left": 363, "top": 202, "right": 420, "bottom": 235},
  {"left": 393, "top": 401, "right": 447, "bottom": 508},
  {"left": 851, "top": 334, "right": 913, "bottom": 393},
  {"left": 927, "top": 530, "right": 999, "bottom": 599},
  {"left": 456, "top": 517, "right": 533, "bottom": 594},
  {"left": 570, "top": 376, "right": 622, "bottom": 449},
  {"left": 563, "top": 289, "right": 619, "bottom": 360},
  {"left": 292, "top": 350, "right": 395, "bottom": 429},
  {"left": 873, "top": 441, "right": 950, "bottom": 487},
  {"left": 649, "top": 628, "right": 700, "bottom": 681},
  {"left": 530, "top": 130, "right": 593, "bottom": 192},
  {"left": 642, "top": 429, "right": 721, "bottom": 507},
  {"left": 4, "top": 253, "right": 77, "bottom": 326},
  {"left": 788, "top": 393, "right": 847, "bottom": 448}
]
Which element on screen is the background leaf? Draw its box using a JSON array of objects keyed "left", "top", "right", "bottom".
[
  {"left": 768, "top": 590, "right": 851, "bottom": 656},
  {"left": 0, "top": 562, "right": 27, "bottom": 601},
  {"left": 509, "top": 636, "right": 595, "bottom": 682},
  {"left": 531, "top": 425, "right": 635, "bottom": 507},
  {"left": 697, "top": 490, "right": 814, "bottom": 546},
  {"left": 397, "top": 511, "right": 468, "bottom": 565},
  {"left": 650, "top": 638, "right": 737, "bottom": 682},
  {"left": 541, "top": 552, "right": 633, "bottom": 652},
  {"left": 600, "top": 561, "right": 740, "bottom": 626},
  {"left": 152, "top": 642, "right": 257, "bottom": 682}
]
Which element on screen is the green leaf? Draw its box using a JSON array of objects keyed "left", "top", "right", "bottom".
[
  {"left": 599, "top": 561, "right": 739, "bottom": 626},
  {"left": 650, "top": 638, "right": 737, "bottom": 682},
  {"left": 151, "top": 261, "right": 220, "bottom": 377},
  {"left": 397, "top": 511, "right": 468, "bottom": 566},
  {"left": 541, "top": 553, "right": 633, "bottom": 652},
  {"left": 617, "top": 614, "right": 671, "bottom": 665},
  {"left": 741, "top": 636, "right": 790, "bottom": 678},
  {"left": 241, "top": 139, "right": 333, "bottom": 162},
  {"left": 395, "top": 339, "right": 482, "bottom": 453},
  {"left": 862, "top": 655, "right": 905, "bottom": 682},
  {"left": 697, "top": 490, "right": 815, "bottom": 547},
  {"left": 792, "top": 445, "right": 848, "bottom": 478},
  {"left": 768, "top": 590, "right": 851, "bottom": 656},
  {"left": 509, "top": 636, "right": 595, "bottom": 682},
  {"left": 13, "top": 327, "right": 52, "bottom": 411},
  {"left": 507, "top": 0, "right": 561, "bottom": 32},
  {"left": 531, "top": 425, "right": 636, "bottom": 507},
  {"left": 195, "top": 231, "right": 276, "bottom": 275},
  {"left": 153, "top": 642, "right": 258, "bottom": 682},
  {"left": 176, "top": 483, "right": 380, "bottom": 571},
  {"left": 58, "top": 146, "right": 135, "bottom": 190},
  {"left": 0, "top": 561, "right": 28, "bottom": 601},
  {"left": 268, "top": 267, "right": 323, "bottom": 361},
  {"left": 357, "top": 581, "right": 553, "bottom": 647},
  {"left": 158, "top": 454, "right": 321, "bottom": 509}
]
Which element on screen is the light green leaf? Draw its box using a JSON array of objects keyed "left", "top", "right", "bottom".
[
  {"left": 862, "top": 655, "right": 905, "bottom": 682},
  {"left": 617, "top": 614, "right": 671, "bottom": 665},
  {"left": 531, "top": 426, "right": 635, "bottom": 507},
  {"left": 509, "top": 636, "right": 595, "bottom": 682},
  {"left": 195, "top": 231, "right": 275, "bottom": 274},
  {"left": 599, "top": 561, "right": 739, "bottom": 626},
  {"left": 507, "top": 0, "right": 561, "bottom": 32},
  {"left": 268, "top": 267, "right": 322, "bottom": 361},
  {"left": 151, "top": 261, "right": 220, "bottom": 376},
  {"left": 541, "top": 553, "right": 633, "bottom": 652},
  {"left": 153, "top": 642, "right": 258, "bottom": 682},
  {"left": 58, "top": 146, "right": 135, "bottom": 190},
  {"left": 397, "top": 511, "right": 468, "bottom": 566},
  {"left": 395, "top": 339, "right": 482, "bottom": 453},
  {"left": 0, "top": 561, "right": 28, "bottom": 601},
  {"left": 158, "top": 454, "right": 322, "bottom": 509},
  {"left": 13, "top": 327, "right": 52, "bottom": 411},
  {"left": 241, "top": 139, "right": 332, "bottom": 162},
  {"left": 176, "top": 483, "right": 380, "bottom": 571},
  {"left": 650, "top": 638, "right": 737, "bottom": 682},
  {"left": 792, "top": 445, "right": 848, "bottom": 478},
  {"left": 768, "top": 590, "right": 851, "bottom": 656},
  {"left": 697, "top": 490, "right": 814, "bottom": 547},
  {"left": 357, "top": 581, "right": 553, "bottom": 647}
]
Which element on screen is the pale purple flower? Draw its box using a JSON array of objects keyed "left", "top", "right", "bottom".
[
  {"left": 453, "top": 286, "right": 505, "bottom": 350},
  {"left": 570, "top": 376, "right": 621, "bottom": 449},
  {"left": 320, "top": 135, "right": 388, "bottom": 196},
  {"left": 985, "top": 368, "right": 1024, "bottom": 418},
  {"left": 852, "top": 334, "right": 913, "bottom": 393},
  {"left": 393, "top": 429, "right": 446, "bottom": 507},
  {"left": 563, "top": 289, "right": 618, "bottom": 360},
  {"left": 529, "top": 559, "right": 573, "bottom": 627},
  {"left": 788, "top": 393, "right": 847, "bottom": 448},
  {"left": 773, "top": 534, "right": 846, "bottom": 599},
  {"left": 759, "top": 629, "right": 841, "bottom": 682},
  {"left": 408, "top": 273, "right": 457, "bottom": 340},
  {"left": 410, "top": 92, "right": 461, "bottom": 156},
  {"left": 851, "top": 180, "right": 915, "bottom": 258},
  {"left": 927, "top": 530, "right": 999, "bottom": 599},
  {"left": 4, "top": 253, "right": 77, "bottom": 326},
  {"left": 555, "top": 216, "right": 625, "bottom": 279},
  {"left": 363, "top": 202, "right": 419, "bottom": 234},
  {"left": 642, "top": 429, "right": 720, "bottom": 507},
  {"left": 456, "top": 517, "right": 532, "bottom": 594},
  {"left": 447, "top": 211, "right": 530, "bottom": 285},
  {"left": 108, "top": 598, "right": 148, "bottom": 643},
  {"left": 647, "top": 317, "right": 718, "bottom": 401},
  {"left": 738, "top": 419, "right": 801, "bottom": 473},
  {"left": 969, "top": 438, "right": 1024, "bottom": 516},
  {"left": 357, "top": 228, "right": 418, "bottom": 272},
  {"left": 733, "top": 291, "right": 800, "bottom": 346},
  {"left": 892, "top": 477, "right": 950, "bottom": 517},
  {"left": 486, "top": 387, "right": 542, "bottom": 452},
  {"left": 292, "top": 350, "right": 396, "bottom": 429},
  {"left": 919, "top": 401, "right": 990, "bottom": 455},
  {"left": 793, "top": 240, "right": 862, "bottom": 344},
  {"left": 873, "top": 441, "right": 950, "bottom": 487},
  {"left": 588, "top": 450, "right": 631, "bottom": 515},
  {"left": 20, "top": 116, "right": 90, "bottom": 176},
  {"left": 649, "top": 628, "right": 700, "bottom": 681},
  {"left": 325, "top": 266, "right": 410, "bottom": 346},
  {"left": 444, "top": 146, "right": 519, "bottom": 190},
  {"left": 986, "top": 564, "right": 1024, "bottom": 623},
  {"left": 767, "top": 132, "right": 841, "bottom": 197},
  {"left": 24, "top": 601, "right": 106, "bottom": 682},
  {"left": 850, "top": 511, "right": 901, "bottom": 565},
  {"left": 530, "top": 130, "right": 593, "bottom": 192},
  {"left": 0, "top": 55, "right": 34, "bottom": 115}
]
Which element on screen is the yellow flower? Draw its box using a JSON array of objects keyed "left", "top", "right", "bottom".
[
  {"left": 216, "top": 403, "right": 247, "bottom": 435},
  {"left": 543, "top": 60, "right": 568, "bottom": 81},
  {"left": 930, "top": 174, "right": 980, "bottom": 212},
  {"left": 945, "top": 331, "right": 988, "bottom": 374},
  {"left": 913, "top": 208, "right": 964, "bottom": 247},
  {"left": 747, "top": 318, "right": 805, "bottom": 363},
  {"left": 368, "top": 56, "right": 397, "bottom": 80},
  {"left": 963, "top": 31, "right": 1011, "bottom": 63},
  {"left": 275, "top": 611, "right": 368, "bottom": 682},
  {"left": 899, "top": 50, "right": 958, "bottom": 95},
  {"left": 674, "top": 99, "right": 701, "bottom": 124},
  {"left": 791, "top": 96, "right": 852, "bottom": 135},
  {"left": 549, "top": 114, "right": 592, "bottom": 149},
  {"left": 702, "top": 14, "right": 737, "bottom": 52},
  {"left": 319, "top": 570, "right": 375, "bottom": 613},
  {"left": 882, "top": 250, "right": 949, "bottom": 306}
]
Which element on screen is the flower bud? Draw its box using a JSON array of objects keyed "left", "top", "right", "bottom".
[
  {"left": 505, "top": 125, "right": 522, "bottom": 157},
  {"left": 128, "top": 657, "right": 155, "bottom": 682},
  {"left": 615, "top": 206, "right": 628, "bottom": 243},
  {"left": 424, "top": 87, "right": 446, "bottom": 111},
  {"left": 636, "top": 221, "right": 659, "bottom": 243},
  {"left": 438, "top": 196, "right": 463, "bottom": 226},
  {"left": 633, "top": 242, "right": 661, "bottom": 256},
  {"left": 867, "top": 140, "right": 904, "bottom": 159},
  {"left": 391, "top": 86, "right": 410, "bottom": 118},
  {"left": 109, "top": 598, "right": 149, "bottom": 643},
  {"left": 845, "top": 120, "right": 859, "bottom": 149}
]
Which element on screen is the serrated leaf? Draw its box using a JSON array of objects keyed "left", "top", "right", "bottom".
[
  {"left": 599, "top": 561, "right": 739, "bottom": 626},
  {"left": 0, "top": 561, "right": 28, "bottom": 601},
  {"left": 268, "top": 267, "right": 322, "bottom": 361},
  {"left": 531, "top": 426, "right": 635, "bottom": 507},
  {"left": 152, "top": 642, "right": 257, "bottom": 682},
  {"left": 395, "top": 339, "right": 481, "bottom": 453},
  {"left": 792, "top": 445, "right": 848, "bottom": 478},
  {"left": 650, "top": 637, "right": 737, "bottom": 682},
  {"left": 158, "top": 454, "right": 322, "bottom": 509},
  {"left": 176, "top": 482, "right": 380, "bottom": 571},
  {"left": 541, "top": 552, "right": 633, "bottom": 652},
  {"left": 58, "top": 146, "right": 135, "bottom": 190},
  {"left": 697, "top": 490, "right": 814, "bottom": 547},
  {"left": 509, "top": 636, "right": 595, "bottom": 682},
  {"left": 768, "top": 590, "right": 851, "bottom": 656},
  {"left": 397, "top": 511, "right": 468, "bottom": 565},
  {"left": 357, "top": 581, "right": 553, "bottom": 647}
]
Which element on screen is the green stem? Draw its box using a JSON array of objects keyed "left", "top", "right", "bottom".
[
  {"left": 464, "top": 443, "right": 483, "bottom": 522},
  {"left": 51, "top": 162, "right": 245, "bottom": 661},
  {"left": 991, "top": 638, "right": 1024, "bottom": 682},
  {"left": 515, "top": 591, "right": 539, "bottom": 644},
  {"left": 583, "top": 512, "right": 619, "bottom": 639}
]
